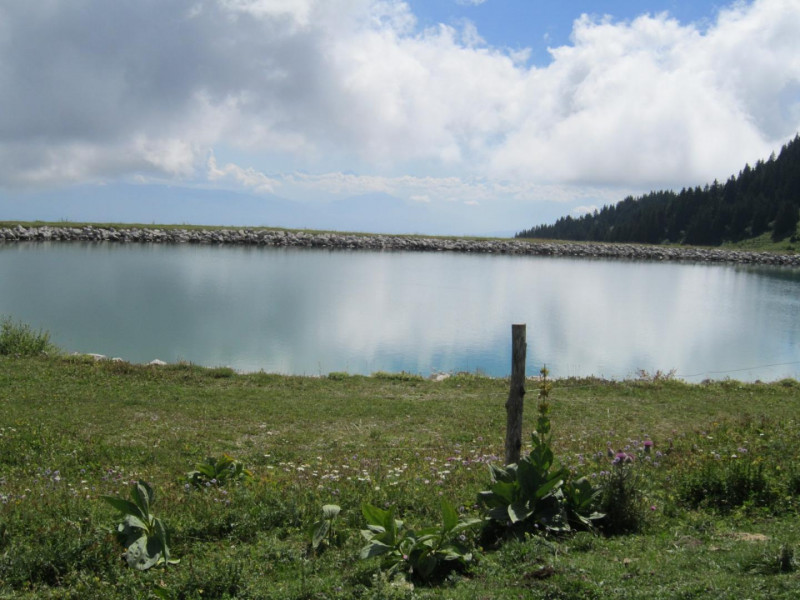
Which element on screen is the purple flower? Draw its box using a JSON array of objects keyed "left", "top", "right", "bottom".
[
  {"left": 612, "top": 452, "right": 634, "bottom": 466},
  {"left": 643, "top": 440, "right": 654, "bottom": 454}
]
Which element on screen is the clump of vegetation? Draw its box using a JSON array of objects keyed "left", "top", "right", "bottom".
[
  {"left": 102, "top": 481, "right": 178, "bottom": 570},
  {"left": 597, "top": 460, "right": 648, "bottom": 535},
  {"left": 677, "top": 459, "right": 778, "bottom": 513},
  {"left": 478, "top": 368, "right": 603, "bottom": 539},
  {"left": 0, "top": 316, "right": 56, "bottom": 356},
  {"left": 186, "top": 454, "right": 254, "bottom": 489},
  {"left": 359, "top": 500, "right": 482, "bottom": 584},
  {"left": 743, "top": 543, "right": 798, "bottom": 574}
]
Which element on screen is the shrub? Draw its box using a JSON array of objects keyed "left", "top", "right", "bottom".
[{"left": 0, "top": 316, "right": 56, "bottom": 356}]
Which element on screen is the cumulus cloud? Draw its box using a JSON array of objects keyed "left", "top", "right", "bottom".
[
  {"left": 491, "top": 2, "right": 800, "bottom": 186},
  {"left": 207, "top": 153, "right": 279, "bottom": 193},
  {"left": 0, "top": 0, "right": 798, "bottom": 203}
]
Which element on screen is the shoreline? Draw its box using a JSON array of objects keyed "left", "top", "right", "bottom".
[{"left": 2, "top": 224, "right": 799, "bottom": 266}]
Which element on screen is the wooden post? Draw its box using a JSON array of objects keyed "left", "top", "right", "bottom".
[{"left": 505, "top": 324, "right": 526, "bottom": 465}]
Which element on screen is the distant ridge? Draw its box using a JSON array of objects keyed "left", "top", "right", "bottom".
[{"left": 517, "top": 134, "right": 800, "bottom": 246}]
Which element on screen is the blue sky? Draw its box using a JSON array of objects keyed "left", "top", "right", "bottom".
[
  {"left": 408, "top": 1, "right": 719, "bottom": 65},
  {"left": 0, "top": 0, "right": 798, "bottom": 235}
]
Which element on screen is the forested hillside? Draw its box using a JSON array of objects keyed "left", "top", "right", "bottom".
[{"left": 517, "top": 134, "right": 800, "bottom": 245}]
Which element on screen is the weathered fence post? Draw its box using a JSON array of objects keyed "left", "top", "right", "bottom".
[{"left": 505, "top": 323, "right": 526, "bottom": 465}]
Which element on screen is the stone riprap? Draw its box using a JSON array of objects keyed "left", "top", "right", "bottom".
[{"left": 2, "top": 224, "right": 799, "bottom": 266}]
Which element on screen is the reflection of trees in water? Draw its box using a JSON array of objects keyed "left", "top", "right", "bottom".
[{"left": 735, "top": 265, "right": 800, "bottom": 284}]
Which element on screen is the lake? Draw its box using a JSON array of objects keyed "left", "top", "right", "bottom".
[{"left": 1, "top": 242, "right": 799, "bottom": 381}]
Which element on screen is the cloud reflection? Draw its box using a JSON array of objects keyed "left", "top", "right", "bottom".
[{"left": 1, "top": 243, "right": 798, "bottom": 381}]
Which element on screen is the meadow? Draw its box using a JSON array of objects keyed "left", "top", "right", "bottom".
[{"left": 1, "top": 326, "right": 800, "bottom": 598}]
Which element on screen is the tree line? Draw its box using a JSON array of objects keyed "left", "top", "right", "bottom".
[{"left": 516, "top": 134, "right": 800, "bottom": 245}]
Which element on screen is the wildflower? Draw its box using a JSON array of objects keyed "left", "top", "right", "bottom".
[
  {"left": 612, "top": 452, "right": 634, "bottom": 466},
  {"left": 643, "top": 440, "right": 654, "bottom": 454}
]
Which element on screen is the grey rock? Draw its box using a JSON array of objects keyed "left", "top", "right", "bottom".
[{"left": 2, "top": 226, "right": 799, "bottom": 267}]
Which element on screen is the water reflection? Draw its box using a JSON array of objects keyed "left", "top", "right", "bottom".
[{"left": 1, "top": 242, "right": 798, "bottom": 381}]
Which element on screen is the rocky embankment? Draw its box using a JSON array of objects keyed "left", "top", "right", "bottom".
[{"left": 2, "top": 224, "right": 799, "bottom": 266}]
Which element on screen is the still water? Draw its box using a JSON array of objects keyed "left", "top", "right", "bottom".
[{"left": 1, "top": 242, "right": 799, "bottom": 381}]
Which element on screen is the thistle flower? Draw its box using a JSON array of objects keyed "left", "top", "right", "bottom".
[{"left": 612, "top": 452, "right": 634, "bottom": 466}]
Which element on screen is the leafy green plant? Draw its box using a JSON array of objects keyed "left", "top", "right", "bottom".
[
  {"left": 478, "top": 368, "right": 603, "bottom": 537},
  {"left": 186, "top": 454, "right": 254, "bottom": 488},
  {"left": 102, "top": 480, "right": 178, "bottom": 570},
  {"left": 309, "top": 504, "right": 342, "bottom": 551},
  {"left": 359, "top": 500, "right": 482, "bottom": 584},
  {"left": 0, "top": 316, "right": 56, "bottom": 356}
]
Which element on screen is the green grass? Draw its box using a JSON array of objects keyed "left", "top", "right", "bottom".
[
  {"left": 1, "top": 355, "right": 800, "bottom": 598},
  {"left": 721, "top": 230, "right": 799, "bottom": 254}
]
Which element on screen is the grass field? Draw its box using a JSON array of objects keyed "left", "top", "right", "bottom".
[{"left": 1, "top": 353, "right": 800, "bottom": 598}]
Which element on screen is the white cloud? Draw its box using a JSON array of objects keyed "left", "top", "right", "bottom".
[
  {"left": 279, "top": 171, "right": 633, "bottom": 208},
  {"left": 207, "top": 153, "right": 279, "bottom": 193},
  {"left": 0, "top": 0, "right": 798, "bottom": 211},
  {"left": 491, "top": 1, "right": 800, "bottom": 186}
]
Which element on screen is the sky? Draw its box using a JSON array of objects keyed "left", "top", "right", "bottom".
[{"left": 1, "top": 0, "right": 799, "bottom": 236}]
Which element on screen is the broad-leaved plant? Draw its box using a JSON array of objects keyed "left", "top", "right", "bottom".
[
  {"left": 309, "top": 504, "right": 342, "bottom": 551},
  {"left": 102, "top": 480, "right": 178, "bottom": 570},
  {"left": 186, "top": 454, "right": 253, "bottom": 488},
  {"left": 478, "top": 367, "right": 603, "bottom": 537},
  {"left": 359, "top": 500, "right": 482, "bottom": 583}
]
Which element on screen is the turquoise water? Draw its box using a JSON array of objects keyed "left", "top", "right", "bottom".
[{"left": 1, "top": 242, "right": 799, "bottom": 381}]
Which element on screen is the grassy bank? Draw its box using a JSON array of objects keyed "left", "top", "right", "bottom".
[{"left": 1, "top": 354, "right": 800, "bottom": 598}]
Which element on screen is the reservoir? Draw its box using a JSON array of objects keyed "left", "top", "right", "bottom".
[{"left": 1, "top": 241, "right": 798, "bottom": 381}]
